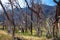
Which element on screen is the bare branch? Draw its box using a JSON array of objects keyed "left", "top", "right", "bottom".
[
  {"left": 25, "top": 0, "right": 41, "bottom": 19},
  {"left": 53, "top": 0, "right": 58, "bottom": 3},
  {"left": 0, "top": 0, "right": 11, "bottom": 21}
]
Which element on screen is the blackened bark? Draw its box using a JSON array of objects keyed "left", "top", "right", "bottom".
[
  {"left": 53, "top": 0, "right": 60, "bottom": 40},
  {"left": 25, "top": 8, "right": 27, "bottom": 32},
  {"left": 53, "top": 0, "right": 58, "bottom": 3},
  {"left": 31, "top": 12, "right": 33, "bottom": 35}
]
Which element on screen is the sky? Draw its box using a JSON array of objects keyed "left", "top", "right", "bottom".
[
  {"left": 42, "top": 0, "right": 56, "bottom": 6},
  {"left": 0, "top": 0, "right": 56, "bottom": 9}
]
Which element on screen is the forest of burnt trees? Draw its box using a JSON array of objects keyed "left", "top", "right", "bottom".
[{"left": 0, "top": 0, "right": 60, "bottom": 40}]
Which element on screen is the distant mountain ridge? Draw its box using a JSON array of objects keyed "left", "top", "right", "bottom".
[{"left": 0, "top": 4, "right": 56, "bottom": 22}]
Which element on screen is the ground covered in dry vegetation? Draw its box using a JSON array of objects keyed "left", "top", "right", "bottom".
[
  {"left": 0, "top": 30, "right": 53, "bottom": 40},
  {"left": 0, "top": 30, "right": 12, "bottom": 40}
]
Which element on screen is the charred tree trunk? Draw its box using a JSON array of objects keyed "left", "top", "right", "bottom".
[
  {"left": 53, "top": 21, "right": 58, "bottom": 40},
  {"left": 37, "top": 15, "right": 41, "bottom": 36},
  {"left": 30, "top": 12, "right": 33, "bottom": 35},
  {"left": 8, "top": 0, "right": 16, "bottom": 40},
  {"left": 2, "top": 21, "right": 5, "bottom": 30},
  {"left": 30, "top": 1, "right": 34, "bottom": 35},
  {"left": 53, "top": 0, "right": 60, "bottom": 40},
  {"left": 25, "top": 9, "right": 27, "bottom": 32}
]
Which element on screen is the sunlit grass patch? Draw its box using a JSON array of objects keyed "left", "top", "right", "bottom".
[
  {"left": 0, "top": 30, "right": 12, "bottom": 40},
  {"left": 0, "top": 34, "right": 12, "bottom": 40}
]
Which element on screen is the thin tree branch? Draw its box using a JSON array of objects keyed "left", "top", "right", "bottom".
[
  {"left": 0, "top": 0, "right": 11, "bottom": 21},
  {"left": 53, "top": 0, "right": 58, "bottom": 3},
  {"left": 25, "top": 0, "right": 41, "bottom": 19}
]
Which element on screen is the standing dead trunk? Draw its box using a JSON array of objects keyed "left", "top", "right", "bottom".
[
  {"left": 53, "top": 0, "right": 60, "bottom": 40},
  {"left": 25, "top": 9, "right": 27, "bottom": 32},
  {"left": 30, "top": 12, "right": 33, "bottom": 35},
  {"left": 8, "top": 0, "right": 16, "bottom": 40}
]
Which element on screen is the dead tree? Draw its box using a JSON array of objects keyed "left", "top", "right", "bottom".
[
  {"left": 25, "top": 9, "right": 28, "bottom": 32},
  {"left": 30, "top": 0, "right": 34, "bottom": 35},
  {"left": 0, "top": 0, "right": 11, "bottom": 21},
  {"left": 53, "top": 0, "right": 60, "bottom": 40},
  {"left": 0, "top": 0, "right": 12, "bottom": 32},
  {"left": 25, "top": 0, "right": 43, "bottom": 36},
  {"left": 8, "top": 0, "right": 16, "bottom": 40}
]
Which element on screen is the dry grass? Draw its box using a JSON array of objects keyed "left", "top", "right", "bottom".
[
  {"left": 0, "top": 30, "right": 52, "bottom": 40},
  {"left": 16, "top": 34, "right": 48, "bottom": 40},
  {"left": 0, "top": 30, "right": 7, "bottom": 35},
  {"left": 0, "top": 30, "right": 12, "bottom": 40},
  {"left": 21, "top": 36, "right": 47, "bottom": 40}
]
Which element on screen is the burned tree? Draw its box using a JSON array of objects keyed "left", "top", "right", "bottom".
[
  {"left": 30, "top": 0, "right": 34, "bottom": 35},
  {"left": 25, "top": 0, "right": 44, "bottom": 36},
  {"left": 53, "top": 0, "right": 60, "bottom": 40},
  {"left": 0, "top": 0, "right": 16, "bottom": 40}
]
